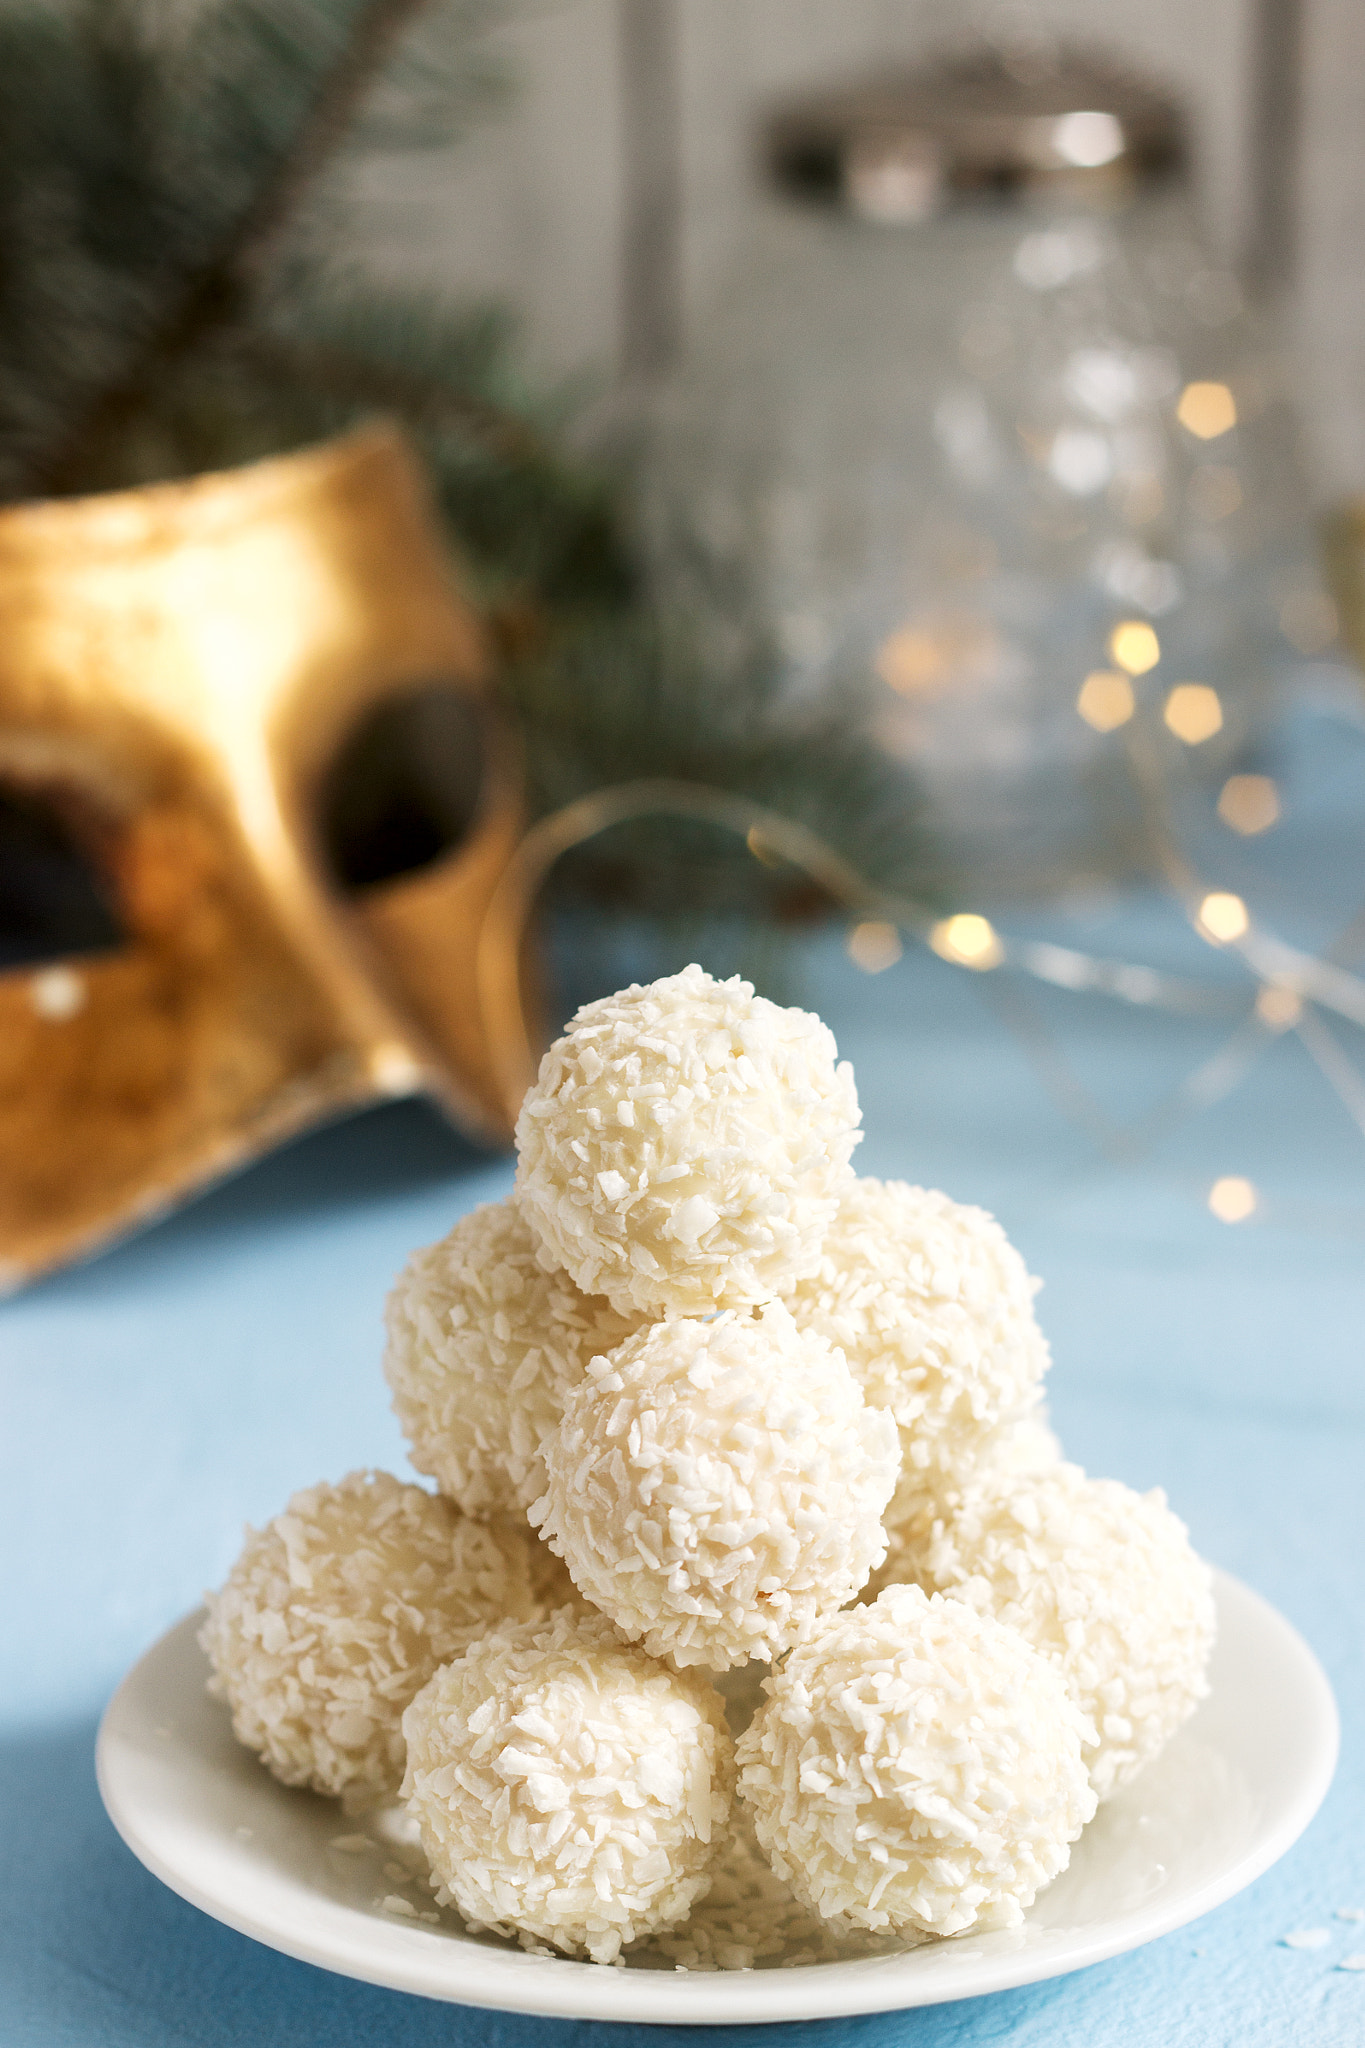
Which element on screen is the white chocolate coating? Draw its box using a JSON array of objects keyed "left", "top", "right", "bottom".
[
  {"left": 201, "top": 1471, "right": 537, "bottom": 1802},
  {"left": 737, "top": 1585, "right": 1095, "bottom": 1936},
  {"left": 384, "top": 1196, "right": 641, "bottom": 1517},
  {"left": 923, "top": 1462, "right": 1216, "bottom": 1799},
  {"left": 515, "top": 965, "right": 861, "bottom": 1317},
  {"left": 535, "top": 1303, "right": 899, "bottom": 1669},
  {"left": 401, "top": 1609, "right": 734, "bottom": 1962}
]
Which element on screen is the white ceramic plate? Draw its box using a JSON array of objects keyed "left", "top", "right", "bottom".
[{"left": 97, "top": 1571, "right": 1337, "bottom": 2027}]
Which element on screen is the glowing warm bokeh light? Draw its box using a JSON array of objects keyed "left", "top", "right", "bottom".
[
  {"left": 1218, "top": 774, "right": 1280, "bottom": 835},
  {"left": 29, "top": 966, "right": 87, "bottom": 1022},
  {"left": 846, "top": 920, "right": 903, "bottom": 974},
  {"left": 1177, "top": 381, "right": 1238, "bottom": 439},
  {"left": 1198, "top": 891, "right": 1249, "bottom": 944},
  {"left": 1163, "top": 683, "right": 1224, "bottom": 744},
  {"left": 1208, "top": 1175, "right": 1257, "bottom": 1223},
  {"left": 369, "top": 1042, "right": 423, "bottom": 1095},
  {"left": 1076, "top": 670, "right": 1135, "bottom": 731},
  {"left": 1050, "top": 109, "right": 1124, "bottom": 167},
  {"left": 930, "top": 913, "right": 1003, "bottom": 970},
  {"left": 1255, "top": 984, "right": 1303, "bottom": 1031},
  {"left": 1108, "top": 620, "right": 1160, "bottom": 674}
]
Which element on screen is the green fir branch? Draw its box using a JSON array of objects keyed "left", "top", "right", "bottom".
[
  {"left": 0, "top": 0, "right": 933, "bottom": 930},
  {"left": 20, "top": 0, "right": 434, "bottom": 495}
]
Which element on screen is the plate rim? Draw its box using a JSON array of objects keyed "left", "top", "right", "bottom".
[{"left": 95, "top": 1568, "right": 1340, "bottom": 2027}]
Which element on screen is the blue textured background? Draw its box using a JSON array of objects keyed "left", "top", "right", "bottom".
[{"left": 4, "top": 706, "right": 1365, "bottom": 2045}]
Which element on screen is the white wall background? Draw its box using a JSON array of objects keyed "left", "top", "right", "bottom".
[
  {"left": 1300, "top": 0, "right": 1365, "bottom": 493},
  {"left": 346, "top": 0, "right": 625, "bottom": 390},
  {"left": 345, "top": 0, "right": 1365, "bottom": 499}
]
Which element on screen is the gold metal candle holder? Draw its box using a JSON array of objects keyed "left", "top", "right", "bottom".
[{"left": 0, "top": 428, "right": 523, "bottom": 1288}]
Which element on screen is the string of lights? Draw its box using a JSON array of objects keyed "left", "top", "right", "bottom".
[{"left": 475, "top": 673, "right": 1365, "bottom": 1236}]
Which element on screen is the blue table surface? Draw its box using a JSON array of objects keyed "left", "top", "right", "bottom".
[{"left": 4, "top": 699, "right": 1365, "bottom": 2046}]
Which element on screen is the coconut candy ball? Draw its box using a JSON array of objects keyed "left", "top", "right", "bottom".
[
  {"left": 402, "top": 1608, "right": 734, "bottom": 1963},
  {"left": 922, "top": 1462, "right": 1216, "bottom": 1800},
  {"left": 201, "top": 1471, "right": 538, "bottom": 1803},
  {"left": 515, "top": 964, "right": 861, "bottom": 1318},
  {"left": 785, "top": 1179, "right": 1049, "bottom": 1535},
  {"left": 535, "top": 1302, "right": 899, "bottom": 1669},
  {"left": 992, "top": 1403, "right": 1064, "bottom": 1476},
  {"left": 384, "top": 1196, "right": 641, "bottom": 1518},
  {"left": 860, "top": 1396, "right": 1063, "bottom": 1603},
  {"left": 737, "top": 1584, "right": 1095, "bottom": 1937},
  {"left": 523, "top": 1523, "right": 597, "bottom": 1620}
]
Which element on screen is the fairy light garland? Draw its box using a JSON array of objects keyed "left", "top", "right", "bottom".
[{"left": 473, "top": 694, "right": 1365, "bottom": 1237}]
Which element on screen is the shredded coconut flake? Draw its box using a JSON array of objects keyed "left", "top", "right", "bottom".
[
  {"left": 515, "top": 965, "right": 861, "bottom": 1317},
  {"left": 201, "top": 1471, "right": 540, "bottom": 1803},
  {"left": 919, "top": 1462, "right": 1216, "bottom": 1800},
  {"left": 860, "top": 1398, "right": 1062, "bottom": 1602},
  {"left": 737, "top": 1585, "right": 1095, "bottom": 1937},
  {"left": 384, "top": 1197, "right": 642, "bottom": 1516},
  {"left": 401, "top": 1608, "right": 734, "bottom": 1963},
  {"left": 786, "top": 1180, "right": 1049, "bottom": 1533},
  {"left": 535, "top": 1303, "right": 899, "bottom": 1668},
  {"left": 644, "top": 1807, "right": 908, "bottom": 1970},
  {"left": 524, "top": 1526, "right": 598, "bottom": 1620},
  {"left": 208, "top": 961, "right": 1228, "bottom": 1967}
]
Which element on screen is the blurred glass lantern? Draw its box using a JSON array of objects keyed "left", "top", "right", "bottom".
[{"left": 639, "top": 43, "right": 1337, "bottom": 897}]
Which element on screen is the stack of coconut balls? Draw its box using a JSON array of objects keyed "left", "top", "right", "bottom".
[{"left": 202, "top": 964, "right": 1215, "bottom": 1970}]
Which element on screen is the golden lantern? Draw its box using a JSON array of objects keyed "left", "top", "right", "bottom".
[{"left": 0, "top": 428, "right": 524, "bottom": 1288}]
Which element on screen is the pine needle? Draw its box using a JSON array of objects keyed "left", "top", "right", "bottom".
[
  {"left": 0, "top": 0, "right": 935, "bottom": 926},
  {"left": 22, "top": 0, "right": 433, "bottom": 493}
]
